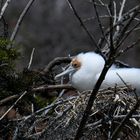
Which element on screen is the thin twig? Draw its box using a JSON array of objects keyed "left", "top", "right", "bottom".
[
  {"left": 0, "top": 94, "right": 19, "bottom": 105},
  {"left": 0, "top": 0, "right": 12, "bottom": 21},
  {"left": 28, "top": 48, "right": 35, "bottom": 69},
  {"left": 32, "top": 84, "right": 74, "bottom": 92},
  {"left": 113, "top": 1, "right": 117, "bottom": 25},
  {"left": 0, "top": 91, "right": 27, "bottom": 121},
  {"left": 117, "top": 0, "right": 126, "bottom": 31}
]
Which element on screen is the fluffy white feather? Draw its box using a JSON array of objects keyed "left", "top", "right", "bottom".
[{"left": 55, "top": 52, "right": 140, "bottom": 93}]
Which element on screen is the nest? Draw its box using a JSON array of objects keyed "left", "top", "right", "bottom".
[{"left": 8, "top": 86, "right": 140, "bottom": 140}]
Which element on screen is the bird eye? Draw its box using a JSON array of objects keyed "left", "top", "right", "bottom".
[
  {"left": 71, "top": 59, "right": 81, "bottom": 69},
  {"left": 73, "top": 63, "right": 78, "bottom": 68}
]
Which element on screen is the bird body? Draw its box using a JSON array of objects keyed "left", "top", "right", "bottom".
[
  {"left": 98, "top": 68, "right": 140, "bottom": 90},
  {"left": 55, "top": 52, "right": 140, "bottom": 93}
]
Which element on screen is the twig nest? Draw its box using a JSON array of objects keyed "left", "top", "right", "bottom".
[{"left": 10, "top": 86, "right": 140, "bottom": 139}]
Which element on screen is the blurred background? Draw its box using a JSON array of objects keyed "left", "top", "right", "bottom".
[{"left": 3, "top": 0, "right": 140, "bottom": 69}]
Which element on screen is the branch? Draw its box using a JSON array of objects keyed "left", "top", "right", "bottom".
[
  {"left": 117, "top": 0, "right": 126, "bottom": 31},
  {"left": 27, "top": 48, "right": 35, "bottom": 69},
  {"left": 0, "top": 94, "right": 18, "bottom": 105},
  {"left": 32, "top": 84, "right": 74, "bottom": 92},
  {"left": 0, "top": 0, "right": 12, "bottom": 21},
  {"left": 43, "top": 57, "right": 71, "bottom": 74},
  {"left": 9, "top": 0, "right": 35, "bottom": 44}
]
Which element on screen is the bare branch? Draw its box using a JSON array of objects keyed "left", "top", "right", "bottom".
[
  {"left": 43, "top": 57, "right": 71, "bottom": 74},
  {"left": 9, "top": 0, "right": 35, "bottom": 45},
  {"left": 117, "top": 0, "right": 126, "bottom": 31},
  {"left": 0, "top": 0, "right": 12, "bottom": 21}
]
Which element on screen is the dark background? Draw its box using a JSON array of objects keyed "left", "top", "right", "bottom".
[{"left": 4, "top": 0, "right": 140, "bottom": 69}]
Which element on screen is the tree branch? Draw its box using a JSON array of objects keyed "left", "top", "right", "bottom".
[
  {"left": 9, "top": 0, "right": 35, "bottom": 45},
  {"left": 0, "top": 0, "right": 12, "bottom": 21}
]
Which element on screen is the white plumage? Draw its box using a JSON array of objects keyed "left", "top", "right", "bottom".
[{"left": 55, "top": 52, "right": 140, "bottom": 92}]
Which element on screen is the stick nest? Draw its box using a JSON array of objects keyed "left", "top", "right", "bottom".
[{"left": 7, "top": 86, "right": 140, "bottom": 140}]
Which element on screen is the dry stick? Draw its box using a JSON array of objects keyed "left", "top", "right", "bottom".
[
  {"left": 66, "top": 0, "right": 105, "bottom": 58},
  {"left": 74, "top": 57, "right": 114, "bottom": 140},
  {"left": 113, "top": 2, "right": 117, "bottom": 26},
  {"left": 0, "top": 0, "right": 12, "bottom": 20},
  {"left": 0, "top": 91, "right": 27, "bottom": 121},
  {"left": 32, "top": 84, "right": 74, "bottom": 92},
  {"left": 117, "top": 0, "right": 126, "bottom": 31},
  {"left": 0, "top": 94, "right": 19, "bottom": 105},
  {"left": 28, "top": 48, "right": 35, "bottom": 69},
  {"left": 9, "top": 0, "right": 35, "bottom": 43}
]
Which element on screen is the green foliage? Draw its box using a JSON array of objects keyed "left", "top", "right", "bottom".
[
  {"left": 34, "top": 95, "right": 49, "bottom": 108},
  {"left": 0, "top": 38, "right": 20, "bottom": 73},
  {"left": 0, "top": 38, "right": 20, "bottom": 100},
  {"left": 0, "top": 37, "right": 55, "bottom": 109}
]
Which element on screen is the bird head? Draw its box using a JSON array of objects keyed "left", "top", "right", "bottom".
[
  {"left": 55, "top": 52, "right": 105, "bottom": 81},
  {"left": 55, "top": 56, "right": 82, "bottom": 80}
]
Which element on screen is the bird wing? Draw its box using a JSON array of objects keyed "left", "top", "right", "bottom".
[{"left": 95, "top": 68, "right": 140, "bottom": 89}]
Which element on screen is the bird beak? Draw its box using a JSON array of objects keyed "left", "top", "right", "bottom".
[{"left": 55, "top": 66, "right": 76, "bottom": 80}]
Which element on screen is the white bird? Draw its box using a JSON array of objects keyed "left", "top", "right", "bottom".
[{"left": 55, "top": 52, "right": 140, "bottom": 93}]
